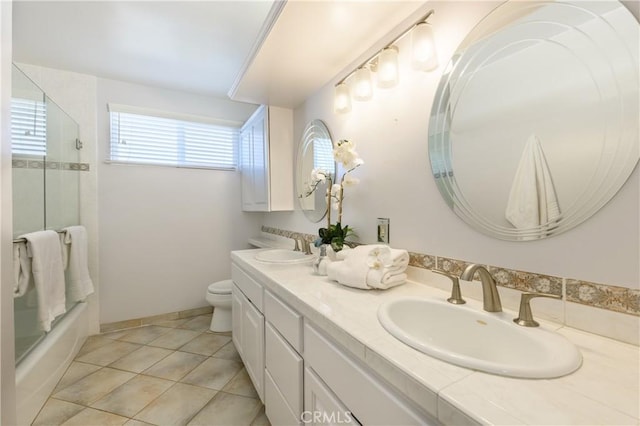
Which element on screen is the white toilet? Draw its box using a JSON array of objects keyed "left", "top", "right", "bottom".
[{"left": 206, "top": 279, "right": 233, "bottom": 332}]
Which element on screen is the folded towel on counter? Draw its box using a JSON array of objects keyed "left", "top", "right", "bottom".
[
  {"left": 20, "top": 230, "right": 66, "bottom": 332},
  {"left": 327, "top": 244, "right": 409, "bottom": 290},
  {"left": 13, "top": 241, "right": 32, "bottom": 298},
  {"left": 336, "top": 244, "right": 409, "bottom": 268},
  {"left": 327, "top": 255, "right": 372, "bottom": 289},
  {"left": 60, "top": 226, "right": 94, "bottom": 302}
]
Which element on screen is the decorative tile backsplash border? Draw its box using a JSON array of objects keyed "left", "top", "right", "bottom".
[
  {"left": 12, "top": 159, "right": 90, "bottom": 171},
  {"left": 261, "top": 226, "right": 639, "bottom": 317}
]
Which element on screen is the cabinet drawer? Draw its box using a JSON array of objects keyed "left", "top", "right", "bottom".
[
  {"left": 265, "top": 323, "right": 303, "bottom": 415},
  {"left": 265, "top": 370, "right": 300, "bottom": 426},
  {"left": 304, "top": 323, "right": 434, "bottom": 425},
  {"left": 304, "top": 367, "right": 359, "bottom": 426},
  {"left": 232, "top": 264, "right": 263, "bottom": 311},
  {"left": 265, "top": 290, "right": 303, "bottom": 352}
]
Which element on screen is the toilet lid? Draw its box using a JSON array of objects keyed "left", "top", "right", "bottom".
[{"left": 208, "top": 279, "right": 233, "bottom": 294}]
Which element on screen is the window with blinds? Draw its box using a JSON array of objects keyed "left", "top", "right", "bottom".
[
  {"left": 313, "top": 137, "right": 334, "bottom": 172},
  {"left": 109, "top": 107, "right": 239, "bottom": 170},
  {"left": 11, "top": 98, "right": 47, "bottom": 156}
]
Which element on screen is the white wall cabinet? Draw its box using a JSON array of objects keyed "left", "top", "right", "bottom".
[{"left": 239, "top": 105, "right": 294, "bottom": 212}]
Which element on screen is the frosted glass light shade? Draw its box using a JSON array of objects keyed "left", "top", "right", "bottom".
[
  {"left": 334, "top": 83, "right": 352, "bottom": 114},
  {"left": 377, "top": 47, "right": 399, "bottom": 88},
  {"left": 353, "top": 67, "right": 373, "bottom": 101},
  {"left": 412, "top": 22, "right": 438, "bottom": 71}
]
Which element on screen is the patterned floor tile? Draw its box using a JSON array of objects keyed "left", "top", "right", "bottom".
[
  {"left": 143, "top": 351, "right": 207, "bottom": 381},
  {"left": 76, "top": 340, "right": 142, "bottom": 366},
  {"left": 32, "top": 398, "right": 84, "bottom": 426},
  {"left": 109, "top": 345, "right": 173, "bottom": 374},
  {"left": 134, "top": 382, "right": 217, "bottom": 426},
  {"left": 147, "top": 329, "right": 200, "bottom": 350},
  {"left": 179, "top": 333, "right": 230, "bottom": 356},
  {"left": 53, "top": 367, "right": 135, "bottom": 406},
  {"left": 181, "top": 357, "right": 243, "bottom": 391},
  {"left": 91, "top": 375, "right": 174, "bottom": 418},
  {"left": 187, "top": 392, "right": 262, "bottom": 426}
]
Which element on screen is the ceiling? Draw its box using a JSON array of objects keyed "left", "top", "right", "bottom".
[
  {"left": 12, "top": 1, "right": 427, "bottom": 108},
  {"left": 12, "top": 1, "right": 274, "bottom": 98}
]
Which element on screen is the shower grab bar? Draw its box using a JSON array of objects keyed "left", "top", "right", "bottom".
[{"left": 13, "top": 230, "right": 66, "bottom": 244}]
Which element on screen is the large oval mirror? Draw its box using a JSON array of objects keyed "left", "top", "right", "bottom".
[
  {"left": 296, "top": 120, "right": 336, "bottom": 223},
  {"left": 429, "top": 0, "right": 639, "bottom": 240}
]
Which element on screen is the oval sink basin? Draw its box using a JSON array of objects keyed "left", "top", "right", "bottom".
[
  {"left": 378, "top": 297, "right": 582, "bottom": 378},
  {"left": 255, "top": 249, "right": 314, "bottom": 264}
]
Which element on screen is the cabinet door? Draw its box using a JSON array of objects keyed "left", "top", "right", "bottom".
[
  {"left": 242, "top": 297, "right": 265, "bottom": 401},
  {"left": 239, "top": 127, "right": 255, "bottom": 210},
  {"left": 231, "top": 286, "right": 243, "bottom": 357},
  {"left": 240, "top": 105, "right": 269, "bottom": 212},
  {"left": 250, "top": 110, "right": 269, "bottom": 209},
  {"left": 304, "top": 367, "right": 359, "bottom": 426}
]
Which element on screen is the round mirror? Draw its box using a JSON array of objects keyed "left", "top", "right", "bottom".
[
  {"left": 429, "top": 1, "right": 639, "bottom": 241},
  {"left": 296, "top": 120, "right": 336, "bottom": 223}
]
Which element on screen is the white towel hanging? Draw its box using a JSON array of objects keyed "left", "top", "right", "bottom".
[
  {"left": 60, "top": 225, "right": 95, "bottom": 302},
  {"left": 505, "top": 134, "right": 561, "bottom": 234},
  {"left": 19, "top": 230, "right": 66, "bottom": 332}
]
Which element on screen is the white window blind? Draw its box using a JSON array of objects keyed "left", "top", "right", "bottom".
[
  {"left": 109, "top": 106, "right": 239, "bottom": 170},
  {"left": 313, "top": 137, "right": 334, "bottom": 172},
  {"left": 11, "top": 98, "right": 47, "bottom": 156}
]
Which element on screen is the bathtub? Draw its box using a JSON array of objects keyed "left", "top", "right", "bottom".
[{"left": 16, "top": 302, "right": 89, "bottom": 425}]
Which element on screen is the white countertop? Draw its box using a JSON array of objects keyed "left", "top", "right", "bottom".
[{"left": 231, "top": 248, "right": 640, "bottom": 425}]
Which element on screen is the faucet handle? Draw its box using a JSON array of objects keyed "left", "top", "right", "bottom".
[
  {"left": 513, "top": 292, "right": 562, "bottom": 327},
  {"left": 300, "top": 238, "right": 312, "bottom": 255},
  {"left": 432, "top": 269, "right": 466, "bottom": 305}
]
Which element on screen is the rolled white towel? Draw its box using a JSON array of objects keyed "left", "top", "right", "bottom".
[
  {"left": 339, "top": 244, "right": 409, "bottom": 269},
  {"left": 367, "top": 269, "right": 407, "bottom": 289},
  {"left": 326, "top": 261, "right": 370, "bottom": 289}
]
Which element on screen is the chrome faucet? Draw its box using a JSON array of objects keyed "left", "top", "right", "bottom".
[{"left": 459, "top": 264, "right": 502, "bottom": 312}]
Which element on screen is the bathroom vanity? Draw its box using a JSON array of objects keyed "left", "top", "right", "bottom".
[{"left": 231, "top": 248, "right": 639, "bottom": 425}]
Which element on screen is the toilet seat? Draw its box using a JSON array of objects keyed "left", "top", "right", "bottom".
[{"left": 208, "top": 279, "right": 233, "bottom": 295}]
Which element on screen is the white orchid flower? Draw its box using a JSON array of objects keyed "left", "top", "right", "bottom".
[
  {"left": 345, "top": 157, "right": 364, "bottom": 170},
  {"left": 310, "top": 168, "right": 327, "bottom": 183},
  {"left": 331, "top": 200, "right": 340, "bottom": 210},
  {"left": 366, "top": 246, "right": 393, "bottom": 269},
  {"left": 342, "top": 175, "right": 360, "bottom": 187},
  {"left": 331, "top": 184, "right": 342, "bottom": 198}
]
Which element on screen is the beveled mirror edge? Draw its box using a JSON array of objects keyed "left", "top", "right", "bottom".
[
  {"left": 295, "top": 119, "right": 336, "bottom": 223},
  {"left": 428, "top": 0, "right": 640, "bottom": 241}
]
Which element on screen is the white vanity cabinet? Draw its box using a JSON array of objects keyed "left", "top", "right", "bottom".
[
  {"left": 231, "top": 257, "right": 435, "bottom": 426},
  {"left": 239, "top": 105, "right": 294, "bottom": 212},
  {"left": 231, "top": 265, "right": 265, "bottom": 401},
  {"left": 304, "top": 323, "right": 434, "bottom": 425},
  {"left": 264, "top": 290, "right": 304, "bottom": 425}
]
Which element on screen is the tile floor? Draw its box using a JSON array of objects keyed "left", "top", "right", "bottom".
[{"left": 32, "top": 314, "right": 270, "bottom": 426}]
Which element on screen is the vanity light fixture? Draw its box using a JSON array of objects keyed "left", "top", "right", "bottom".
[
  {"left": 377, "top": 47, "right": 399, "bottom": 88},
  {"left": 334, "top": 83, "right": 352, "bottom": 113},
  {"left": 333, "top": 9, "right": 436, "bottom": 113},
  {"left": 411, "top": 22, "right": 439, "bottom": 71},
  {"left": 353, "top": 67, "right": 374, "bottom": 101}
]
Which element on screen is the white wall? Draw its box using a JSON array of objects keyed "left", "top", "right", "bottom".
[
  {"left": 0, "top": 1, "right": 16, "bottom": 423},
  {"left": 97, "top": 78, "right": 262, "bottom": 324},
  {"left": 263, "top": 0, "right": 640, "bottom": 290}
]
